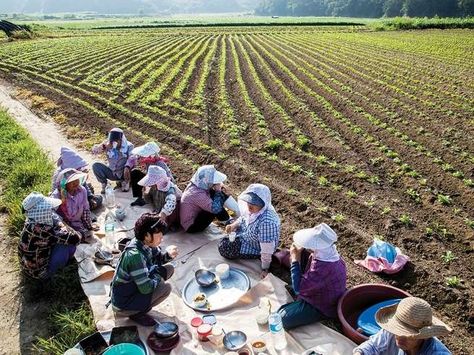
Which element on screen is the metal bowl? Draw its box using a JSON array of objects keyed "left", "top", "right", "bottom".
[
  {"left": 195, "top": 269, "right": 216, "bottom": 287},
  {"left": 223, "top": 330, "right": 247, "bottom": 351},
  {"left": 153, "top": 322, "right": 178, "bottom": 339},
  {"left": 94, "top": 249, "right": 114, "bottom": 265}
]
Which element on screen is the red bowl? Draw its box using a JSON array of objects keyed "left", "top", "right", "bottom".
[{"left": 337, "top": 283, "right": 411, "bottom": 344}]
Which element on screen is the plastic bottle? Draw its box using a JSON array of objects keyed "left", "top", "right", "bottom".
[
  {"left": 104, "top": 211, "right": 116, "bottom": 249},
  {"left": 105, "top": 183, "right": 116, "bottom": 208},
  {"left": 268, "top": 312, "right": 287, "bottom": 350}
]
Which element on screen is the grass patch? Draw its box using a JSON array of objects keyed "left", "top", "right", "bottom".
[
  {"left": 0, "top": 109, "right": 94, "bottom": 354},
  {"left": 373, "top": 17, "right": 474, "bottom": 31}
]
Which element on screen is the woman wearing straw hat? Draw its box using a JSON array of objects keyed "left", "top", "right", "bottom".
[
  {"left": 137, "top": 165, "right": 181, "bottom": 230},
  {"left": 19, "top": 192, "right": 81, "bottom": 279},
  {"left": 353, "top": 297, "right": 452, "bottom": 354},
  {"left": 277, "top": 223, "right": 347, "bottom": 329},
  {"left": 52, "top": 168, "right": 99, "bottom": 239},
  {"left": 123, "top": 141, "right": 174, "bottom": 207},
  {"left": 92, "top": 128, "right": 134, "bottom": 194},
  {"left": 219, "top": 184, "right": 280, "bottom": 279},
  {"left": 180, "top": 165, "right": 240, "bottom": 233}
]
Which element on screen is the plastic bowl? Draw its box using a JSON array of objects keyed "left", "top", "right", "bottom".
[
  {"left": 337, "top": 283, "right": 411, "bottom": 344},
  {"left": 103, "top": 343, "right": 145, "bottom": 355},
  {"left": 223, "top": 330, "right": 247, "bottom": 351}
]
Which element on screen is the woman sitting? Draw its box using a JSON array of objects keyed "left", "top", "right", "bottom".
[
  {"left": 278, "top": 223, "right": 347, "bottom": 330},
  {"left": 180, "top": 165, "right": 238, "bottom": 233},
  {"left": 123, "top": 141, "right": 173, "bottom": 207},
  {"left": 111, "top": 213, "right": 179, "bottom": 326},
  {"left": 52, "top": 168, "right": 98, "bottom": 239},
  {"left": 52, "top": 146, "right": 102, "bottom": 211},
  {"left": 19, "top": 192, "right": 81, "bottom": 279},
  {"left": 353, "top": 297, "right": 451, "bottom": 354},
  {"left": 92, "top": 128, "right": 134, "bottom": 193},
  {"left": 138, "top": 165, "right": 181, "bottom": 230},
  {"left": 219, "top": 184, "right": 280, "bottom": 279}
]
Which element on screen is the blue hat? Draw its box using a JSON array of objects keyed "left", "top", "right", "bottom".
[{"left": 240, "top": 192, "right": 264, "bottom": 207}]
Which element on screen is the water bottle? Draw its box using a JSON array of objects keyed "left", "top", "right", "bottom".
[
  {"left": 104, "top": 211, "right": 116, "bottom": 249},
  {"left": 105, "top": 183, "right": 116, "bottom": 208},
  {"left": 268, "top": 312, "right": 287, "bottom": 350}
]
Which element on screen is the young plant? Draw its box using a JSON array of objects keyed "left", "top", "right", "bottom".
[
  {"left": 331, "top": 213, "right": 345, "bottom": 223},
  {"left": 441, "top": 251, "right": 456, "bottom": 263},
  {"left": 346, "top": 190, "right": 358, "bottom": 198},
  {"left": 318, "top": 176, "right": 329, "bottom": 187},
  {"left": 437, "top": 194, "right": 452, "bottom": 206},
  {"left": 445, "top": 276, "right": 461, "bottom": 288},
  {"left": 406, "top": 188, "right": 421, "bottom": 203},
  {"left": 398, "top": 214, "right": 412, "bottom": 227},
  {"left": 381, "top": 206, "right": 392, "bottom": 215}
]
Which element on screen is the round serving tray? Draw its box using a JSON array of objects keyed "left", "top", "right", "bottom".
[{"left": 182, "top": 266, "right": 251, "bottom": 312}]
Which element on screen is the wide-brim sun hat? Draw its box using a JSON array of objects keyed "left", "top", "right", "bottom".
[
  {"left": 375, "top": 297, "right": 452, "bottom": 339},
  {"left": 132, "top": 142, "right": 160, "bottom": 157},
  {"left": 61, "top": 169, "right": 87, "bottom": 185},
  {"left": 138, "top": 165, "right": 171, "bottom": 191},
  {"left": 212, "top": 170, "right": 227, "bottom": 184},
  {"left": 22, "top": 192, "right": 62, "bottom": 211},
  {"left": 239, "top": 191, "right": 265, "bottom": 207},
  {"left": 293, "top": 223, "right": 338, "bottom": 250}
]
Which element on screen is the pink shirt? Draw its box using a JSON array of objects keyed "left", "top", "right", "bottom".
[{"left": 179, "top": 184, "right": 213, "bottom": 231}]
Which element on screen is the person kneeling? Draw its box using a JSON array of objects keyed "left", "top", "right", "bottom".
[
  {"left": 278, "top": 223, "right": 347, "bottom": 330},
  {"left": 110, "top": 213, "right": 178, "bottom": 327}
]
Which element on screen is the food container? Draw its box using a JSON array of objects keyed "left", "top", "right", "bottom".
[
  {"left": 251, "top": 339, "right": 267, "bottom": 352},
  {"left": 197, "top": 324, "right": 213, "bottom": 342},
  {"left": 191, "top": 317, "right": 203, "bottom": 328},
  {"left": 215, "top": 263, "right": 230, "bottom": 279},
  {"left": 208, "top": 326, "right": 224, "bottom": 346},
  {"left": 193, "top": 292, "right": 207, "bottom": 308}
]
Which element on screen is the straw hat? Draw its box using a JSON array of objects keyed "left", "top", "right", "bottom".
[
  {"left": 293, "top": 223, "right": 337, "bottom": 250},
  {"left": 376, "top": 297, "right": 452, "bottom": 339}
]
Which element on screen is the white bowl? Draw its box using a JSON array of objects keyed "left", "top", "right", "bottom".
[
  {"left": 193, "top": 293, "right": 207, "bottom": 308},
  {"left": 251, "top": 339, "right": 267, "bottom": 353},
  {"left": 215, "top": 263, "right": 230, "bottom": 279}
]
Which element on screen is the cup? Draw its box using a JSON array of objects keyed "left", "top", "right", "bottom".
[
  {"left": 228, "top": 232, "right": 236, "bottom": 243},
  {"left": 215, "top": 263, "right": 230, "bottom": 280}
]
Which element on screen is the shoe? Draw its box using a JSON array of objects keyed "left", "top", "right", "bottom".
[
  {"left": 129, "top": 313, "right": 157, "bottom": 327},
  {"left": 100, "top": 183, "right": 107, "bottom": 195},
  {"left": 131, "top": 197, "right": 146, "bottom": 207},
  {"left": 122, "top": 181, "right": 130, "bottom": 192}
]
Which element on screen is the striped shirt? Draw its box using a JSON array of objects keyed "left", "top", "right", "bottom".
[
  {"left": 112, "top": 239, "right": 171, "bottom": 295},
  {"left": 238, "top": 209, "right": 280, "bottom": 256}
]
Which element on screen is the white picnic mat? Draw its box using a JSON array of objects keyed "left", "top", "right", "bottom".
[{"left": 76, "top": 191, "right": 356, "bottom": 354}]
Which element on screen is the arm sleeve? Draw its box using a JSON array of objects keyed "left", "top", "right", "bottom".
[
  {"left": 125, "top": 155, "right": 137, "bottom": 169},
  {"left": 80, "top": 189, "right": 93, "bottom": 230},
  {"left": 290, "top": 261, "right": 302, "bottom": 294},
  {"left": 210, "top": 191, "right": 225, "bottom": 214},
  {"left": 352, "top": 330, "right": 391, "bottom": 355},
  {"left": 260, "top": 242, "right": 274, "bottom": 270},
  {"left": 52, "top": 217, "right": 81, "bottom": 246},
  {"left": 92, "top": 141, "right": 107, "bottom": 154},
  {"left": 161, "top": 193, "right": 177, "bottom": 216}
]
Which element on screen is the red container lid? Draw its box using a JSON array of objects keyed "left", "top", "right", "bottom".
[
  {"left": 197, "top": 324, "right": 212, "bottom": 336},
  {"left": 191, "top": 317, "right": 203, "bottom": 327}
]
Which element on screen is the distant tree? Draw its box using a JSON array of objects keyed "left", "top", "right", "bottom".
[
  {"left": 384, "top": 0, "right": 404, "bottom": 16},
  {"left": 459, "top": 0, "right": 474, "bottom": 14}
]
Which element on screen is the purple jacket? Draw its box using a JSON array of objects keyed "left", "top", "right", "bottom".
[{"left": 297, "top": 256, "right": 347, "bottom": 318}]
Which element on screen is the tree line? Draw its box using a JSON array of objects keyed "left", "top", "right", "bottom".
[{"left": 255, "top": 0, "right": 474, "bottom": 17}]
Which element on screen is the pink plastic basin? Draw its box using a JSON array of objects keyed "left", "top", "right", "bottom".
[{"left": 337, "top": 283, "right": 411, "bottom": 344}]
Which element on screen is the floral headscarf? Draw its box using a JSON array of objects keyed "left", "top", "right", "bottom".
[
  {"left": 190, "top": 165, "right": 227, "bottom": 190},
  {"left": 22, "top": 192, "right": 61, "bottom": 226}
]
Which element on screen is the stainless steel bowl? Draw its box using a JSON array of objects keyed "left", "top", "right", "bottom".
[
  {"left": 195, "top": 269, "right": 216, "bottom": 287},
  {"left": 223, "top": 330, "right": 247, "bottom": 351}
]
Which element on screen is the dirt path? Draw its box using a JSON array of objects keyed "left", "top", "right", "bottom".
[{"left": 0, "top": 82, "right": 100, "bottom": 354}]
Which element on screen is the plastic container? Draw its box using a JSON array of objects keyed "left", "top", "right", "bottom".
[
  {"left": 228, "top": 232, "right": 237, "bottom": 243},
  {"left": 268, "top": 312, "right": 287, "bottom": 350},
  {"left": 103, "top": 343, "right": 145, "bottom": 355},
  {"left": 215, "top": 263, "right": 230, "bottom": 279},
  {"left": 104, "top": 211, "right": 116, "bottom": 249},
  {"left": 208, "top": 326, "right": 224, "bottom": 346},
  {"left": 197, "top": 324, "right": 213, "bottom": 342},
  {"left": 337, "top": 283, "right": 411, "bottom": 344},
  {"left": 105, "top": 183, "right": 116, "bottom": 208},
  {"left": 251, "top": 339, "right": 267, "bottom": 352}
]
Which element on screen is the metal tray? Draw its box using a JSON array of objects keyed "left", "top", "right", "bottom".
[
  {"left": 182, "top": 266, "right": 251, "bottom": 312},
  {"left": 74, "top": 330, "right": 150, "bottom": 355}
]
